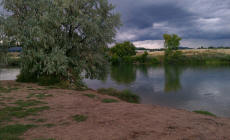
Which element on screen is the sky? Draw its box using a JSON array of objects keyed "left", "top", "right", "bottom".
[
  {"left": 0, "top": 0, "right": 229, "bottom": 48},
  {"left": 110, "top": 0, "right": 230, "bottom": 48}
]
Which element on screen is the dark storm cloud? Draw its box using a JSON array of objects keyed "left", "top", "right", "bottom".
[{"left": 110, "top": 0, "right": 230, "bottom": 44}]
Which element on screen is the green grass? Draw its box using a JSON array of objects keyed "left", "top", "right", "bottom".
[
  {"left": 14, "top": 100, "right": 45, "bottom": 107},
  {"left": 84, "top": 94, "right": 96, "bottom": 98},
  {"left": 97, "top": 88, "right": 140, "bottom": 103},
  {"left": 0, "top": 86, "right": 19, "bottom": 93},
  {"left": 0, "top": 106, "right": 50, "bottom": 122},
  {"left": 193, "top": 110, "right": 216, "bottom": 117},
  {"left": 0, "top": 124, "right": 36, "bottom": 140},
  {"left": 73, "top": 115, "right": 88, "bottom": 122},
  {"left": 0, "top": 87, "right": 12, "bottom": 93},
  {"left": 43, "top": 124, "right": 56, "bottom": 128},
  {"left": 101, "top": 98, "right": 118, "bottom": 103},
  {"left": 33, "top": 138, "right": 55, "bottom": 140},
  {"left": 35, "top": 119, "right": 47, "bottom": 123}
]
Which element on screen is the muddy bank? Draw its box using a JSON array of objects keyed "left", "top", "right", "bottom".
[{"left": 0, "top": 81, "right": 230, "bottom": 140}]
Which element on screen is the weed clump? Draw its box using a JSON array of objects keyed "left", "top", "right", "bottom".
[
  {"left": 73, "top": 115, "right": 88, "bottom": 122},
  {"left": 0, "top": 124, "right": 36, "bottom": 140},
  {"left": 97, "top": 88, "right": 140, "bottom": 103},
  {"left": 14, "top": 100, "right": 45, "bottom": 107},
  {"left": 193, "top": 110, "right": 216, "bottom": 117},
  {"left": 101, "top": 98, "right": 118, "bottom": 103},
  {"left": 84, "top": 94, "right": 96, "bottom": 98}
]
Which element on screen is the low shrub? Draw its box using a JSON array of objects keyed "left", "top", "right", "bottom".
[
  {"left": 73, "top": 115, "right": 88, "bottom": 122},
  {"left": 97, "top": 88, "right": 140, "bottom": 103},
  {"left": 101, "top": 98, "right": 118, "bottom": 103},
  {"left": 193, "top": 110, "right": 216, "bottom": 117}
]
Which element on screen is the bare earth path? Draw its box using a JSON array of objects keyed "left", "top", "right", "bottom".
[{"left": 0, "top": 81, "right": 230, "bottom": 140}]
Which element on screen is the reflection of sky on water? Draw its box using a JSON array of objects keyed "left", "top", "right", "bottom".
[
  {"left": 0, "top": 69, "right": 19, "bottom": 80},
  {"left": 85, "top": 65, "right": 230, "bottom": 117}
]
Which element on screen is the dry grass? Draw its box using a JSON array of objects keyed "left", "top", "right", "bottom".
[{"left": 137, "top": 49, "right": 230, "bottom": 57}]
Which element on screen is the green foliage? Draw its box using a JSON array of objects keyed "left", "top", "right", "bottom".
[
  {"left": 134, "top": 51, "right": 149, "bottom": 63},
  {"left": 0, "top": 124, "right": 35, "bottom": 140},
  {"left": 0, "top": 105, "right": 50, "bottom": 122},
  {"left": 193, "top": 110, "right": 216, "bottom": 117},
  {"left": 163, "top": 34, "right": 182, "bottom": 51},
  {"left": 14, "top": 100, "right": 45, "bottom": 107},
  {"left": 73, "top": 115, "right": 88, "bottom": 122},
  {"left": 2, "top": 0, "right": 121, "bottom": 87},
  {"left": 110, "top": 41, "right": 136, "bottom": 58},
  {"left": 101, "top": 98, "right": 118, "bottom": 103},
  {"left": 33, "top": 138, "right": 55, "bottom": 140},
  {"left": 84, "top": 94, "right": 96, "bottom": 98},
  {"left": 163, "top": 34, "right": 182, "bottom": 64},
  {"left": 97, "top": 88, "right": 140, "bottom": 103}
]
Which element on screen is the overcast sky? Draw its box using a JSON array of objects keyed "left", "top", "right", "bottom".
[
  {"left": 110, "top": 0, "right": 230, "bottom": 48},
  {"left": 1, "top": 0, "right": 229, "bottom": 48}
]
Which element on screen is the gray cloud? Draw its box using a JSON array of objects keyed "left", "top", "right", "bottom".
[{"left": 110, "top": 0, "right": 230, "bottom": 47}]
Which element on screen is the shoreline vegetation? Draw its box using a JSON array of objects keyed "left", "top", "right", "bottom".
[
  {"left": 3, "top": 49, "right": 230, "bottom": 67},
  {"left": 0, "top": 81, "right": 229, "bottom": 139}
]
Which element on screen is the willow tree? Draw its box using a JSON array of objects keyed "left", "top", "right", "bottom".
[{"left": 1, "top": 0, "right": 121, "bottom": 87}]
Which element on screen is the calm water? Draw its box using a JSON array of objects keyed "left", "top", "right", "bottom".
[
  {"left": 1, "top": 66, "right": 230, "bottom": 117},
  {"left": 84, "top": 65, "right": 230, "bottom": 117}
]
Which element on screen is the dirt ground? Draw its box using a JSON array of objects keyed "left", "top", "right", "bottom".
[{"left": 1, "top": 81, "right": 230, "bottom": 140}]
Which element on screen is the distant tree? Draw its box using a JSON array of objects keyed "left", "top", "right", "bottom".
[
  {"left": 110, "top": 41, "right": 136, "bottom": 58},
  {"left": 163, "top": 34, "right": 182, "bottom": 58},
  {"left": 163, "top": 34, "right": 181, "bottom": 51},
  {"left": 1, "top": 0, "right": 121, "bottom": 87}
]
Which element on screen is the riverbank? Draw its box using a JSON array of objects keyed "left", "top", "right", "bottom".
[{"left": 0, "top": 81, "right": 230, "bottom": 140}]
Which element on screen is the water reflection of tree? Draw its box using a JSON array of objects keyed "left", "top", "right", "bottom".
[
  {"left": 164, "top": 65, "right": 183, "bottom": 92},
  {"left": 138, "top": 65, "right": 148, "bottom": 77},
  {"left": 110, "top": 64, "right": 136, "bottom": 84}
]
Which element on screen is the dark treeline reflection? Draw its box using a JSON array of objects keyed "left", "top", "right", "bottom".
[
  {"left": 110, "top": 64, "right": 137, "bottom": 84},
  {"left": 97, "top": 64, "right": 230, "bottom": 93},
  {"left": 109, "top": 64, "right": 184, "bottom": 91},
  {"left": 164, "top": 65, "right": 183, "bottom": 92}
]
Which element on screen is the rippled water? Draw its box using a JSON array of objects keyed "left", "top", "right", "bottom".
[{"left": 84, "top": 65, "right": 230, "bottom": 117}]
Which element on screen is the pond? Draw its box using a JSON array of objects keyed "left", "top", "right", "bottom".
[
  {"left": 1, "top": 65, "right": 230, "bottom": 117},
  {"left": 84, "top": 64, "right": 230, "bottom": 117}
]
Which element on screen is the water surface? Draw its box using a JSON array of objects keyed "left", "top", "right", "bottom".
[{"left": 84, "top": 65, "right": 230, "bottom": 117}]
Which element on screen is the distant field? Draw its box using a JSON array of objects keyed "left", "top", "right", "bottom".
[{"left": 137, "top": 49, "right": 230, "bottom": 57}]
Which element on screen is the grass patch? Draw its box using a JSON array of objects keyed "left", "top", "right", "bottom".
[
  {"left": 73, "top": 115, "right": 88, "bottom": 122},
  {"left": 0, "top": 86, "right": 19, "bottom": 93},
  {"left": 84, "top": 94, "right": 96, "bottom": 98},
  {"left": 193, "top": 110, "right": 216, "bottom": 117},
  {"left": 97, "top": 88, "right": 140, "bottom": 103},
  {"left": 0, "top": 124, "right": 36, "bottom": 140},
  {"left": 0, "top": 106, "right": 50, "bottom": 122},
  {"left": 101, "top": 98, "right": 118, "bottom": 103},
  {"left": 33, "top": 138, "right": 55, "bottom": 140},
  {"left": 43, "top": 124, "right": 56, "bottom": 128},
  {"left": 0, "top": 87, "right": 12, "bottom": 93},
  {"left": 35, "top": 119, "right": 47, "bottom": 123},
  {"left": 14, "top": 100, "right": 45, "bottom": 107}
]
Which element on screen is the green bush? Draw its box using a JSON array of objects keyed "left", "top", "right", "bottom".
[
  {"left": 101, "top": 98, "right": 118, "bottom": 103},
  {"left": 97, "top": 88, "right": 140, "bottom": 103},
  {"left": 193, "top": 110, "right": 216, "bottom": 117}
]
